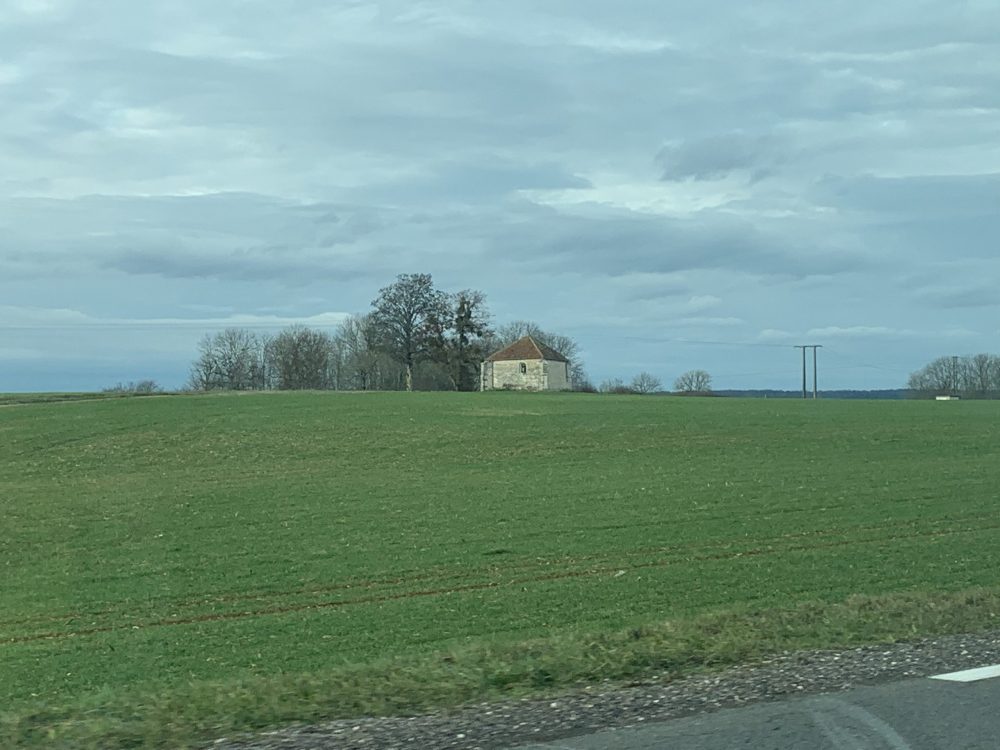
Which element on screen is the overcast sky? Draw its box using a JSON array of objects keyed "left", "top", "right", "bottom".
[{"left": 2, "top": 0, "right": 998, "bottom": 391}]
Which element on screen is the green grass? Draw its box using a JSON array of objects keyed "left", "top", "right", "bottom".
[{"left": 2, "top": 392, "right": 999, "bottom": 747}]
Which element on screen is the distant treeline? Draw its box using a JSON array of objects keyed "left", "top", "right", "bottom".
[
  {"left": 907, "top": 354, "right": 1000, "bottom": 399},
  {"left": 188, "top": 273, "right": 589, "bottom": 393},
  {"left": 714, "top": 353, "right": 1000, "bottom": 400},
  {"left": 714, "top": 390, "right": 911, "bottom": 400},
  {"left": 183, "top": 275, "right": 998, "bottom": 397}
]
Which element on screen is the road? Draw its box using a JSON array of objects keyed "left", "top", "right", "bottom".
[{"left": 510, "top": 665, "right": 1000, "bottom": 749}]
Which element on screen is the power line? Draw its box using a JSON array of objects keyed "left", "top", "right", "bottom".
[
  {"left": 822, "top": 349, "right": 912, "bottom": 376},
  {"left": 619, "top": 335, "right": 794, "bottom": 349}
]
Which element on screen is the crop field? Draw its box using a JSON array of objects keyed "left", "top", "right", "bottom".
[{"left": 2, "top": 392, "right": 1000, "bottom": 747}]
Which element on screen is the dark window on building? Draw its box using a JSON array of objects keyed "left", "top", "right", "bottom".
[{"left": 519, "top": 362, "right": 527, "bottom": 374}]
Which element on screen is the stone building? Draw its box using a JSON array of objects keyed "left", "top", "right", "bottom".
[{"left": 480, "top": 336, "right": 571, "bottom": 391}]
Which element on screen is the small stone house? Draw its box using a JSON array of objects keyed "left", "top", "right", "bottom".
[{"left": 481, "top": 336, "right": 571, "bottom": 391}]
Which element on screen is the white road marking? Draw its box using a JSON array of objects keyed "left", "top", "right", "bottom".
[
  {"left": 930, "top": 664, "right": 1000, "bottom": 682},
  {"left": 810, "top": 697, "right": 914, "bottom": 750}
]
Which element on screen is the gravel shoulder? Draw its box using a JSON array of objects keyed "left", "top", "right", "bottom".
[{"left": 210, "top": 628, "right": 1000, "bottom": 750}]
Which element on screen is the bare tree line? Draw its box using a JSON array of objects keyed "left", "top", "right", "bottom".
[
  {"left": 596, "top": 369, "right": 712, "bottom": 395},
  {"left": 188, "top": 320, "right": 403, "bottom": 392},
  {"left": 908, "top": 354, "right": 1000, "bottom": 398},
  {"left": 182, "top": 339, "right": 1000, "bottom": 399},
  {"left": 188, "top": 274, "right": 591, "bottom": 392}
]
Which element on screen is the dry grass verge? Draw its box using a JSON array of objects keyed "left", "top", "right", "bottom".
[{"left": 3, "top": 586, "right": 998, "bottom": 749}]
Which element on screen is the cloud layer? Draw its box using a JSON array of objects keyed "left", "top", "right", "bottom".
[{"left": 2, "top": 0, "right": 999, "bottom": 390}]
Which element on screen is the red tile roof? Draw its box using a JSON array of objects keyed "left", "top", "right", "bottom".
[{"left": 486, "top": 336, "right": 569, "bottom": 363}]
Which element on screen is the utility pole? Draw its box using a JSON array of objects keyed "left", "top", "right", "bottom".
[
  {"left": 794, "top": 345, "right": 823, "bottom": 399},
  {"left": 795, "top": 345, "right": 807, "bottom": 398},
  {"left": 813, "top": 345, "right": 822, "bottom": 399}
]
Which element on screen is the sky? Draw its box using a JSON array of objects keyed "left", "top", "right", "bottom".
[{"left": 2, "top": 0, "right": 999, "bottom": 391}]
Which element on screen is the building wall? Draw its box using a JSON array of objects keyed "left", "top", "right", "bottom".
[
  {"left": 482, "top": 359, "right": 570, "bottom": 391},
  {"left": 544, "top": 359, "right": 570, "bottom": 390}
]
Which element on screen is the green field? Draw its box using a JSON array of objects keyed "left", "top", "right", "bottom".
[
  {"left": 2, "top": 392, "right": 1000, "bottom": 747},
  {"left": 0, "top": 392, "right": 141, "bottom": 406}
]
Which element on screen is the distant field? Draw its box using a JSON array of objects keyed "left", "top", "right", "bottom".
[
  {"left": 2, "top": 392, "right": 999, "bottom": 747},
  {"left": 0, "top": 392, "right": 126, "bottom": 406}
]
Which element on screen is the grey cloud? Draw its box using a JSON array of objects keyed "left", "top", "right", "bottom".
[
  {"left": 612, "top": 274, "right": 692, "bottom": 302},
  {"left": 657, "top": 133, "right": 787, "bottom": 182},
  {"left": 3, "top": 0, "right": 1000, "bottom": 391},
  {"left": 0, "top": 193, "right": 395, "bottom": 282},
  {"left": 806, "top": 173, "right": 1000, "bottom": 261},
  {"left": 3, "top": 188, "right": 871, "bottom": 289},
  {"left": 356, "top": 159, "right": 592, "bottom": 205},
  {"left": 428, "top": 160, "right": 591, "bottom": 194},
  {"left": 485, "top": 204, "right": 870, "bottom": 280},
  {"left": 6, "top": 0, "right": 999, "bottom": 204},
  {"left": 814, "top": 173, "right": 1000, "bottom": 216},
  {"left": 1, "top": 192, "right": 377, "bottom": 239},
  {"left": 914, "top": 286, "right": 1000, "bottom": 310},
  {"left": 100, "top": 244, "right": 385, "bottom": 285},
  {"left": 892, "top": 214, "right": 1000, "bottom": 259},
  {"left": 59, "top": 37, "right": 571, "bottom": 150}
]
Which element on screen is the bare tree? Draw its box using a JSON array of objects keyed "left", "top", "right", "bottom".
[
  {"left": 491, "top": 320, "right": 546, "bottom": 349},
  {"left": 630, "top": 372, "right": 662, "bottom": 394},
  {"left": 335, "top": 314, "right": 384, "bottom": 390},
  {"left": 189, "top": 328, "right": 266, "bottom": 391},
  {"left": 371, "top": 273, "right": 450, "bottom": 391},
  {"left": 599, "top": 377, "right": 633, "bottom": 394},
  {"left": 963, "top": 353, "right": 1000, "bottom": 396},
  {"left": 909, "top": 354, "right": 1000, "bottom": 398},
  {"left": 674, "top": 369, "right": 712, "bottom": 393},
  {"left": 103, "top": 380, "right": 163, "bottom": 395},
  {"left": 267, "top": 326, "right": 337, "bottom": 390},
  {"left": 337, "top": 314, "right": 406, "bottom": 390},
  {"left": 908, "top": 356, "right": 959, "bottom": 397}
]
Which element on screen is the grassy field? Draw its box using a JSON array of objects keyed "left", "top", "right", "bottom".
[
  {"left": 2, "top": 392, "right": 999, "bottom": 747},
  {"left": 0, "top": 392, "right": 139, "bottom": 406}
]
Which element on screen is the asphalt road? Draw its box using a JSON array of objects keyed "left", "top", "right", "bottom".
[{"left": 510, "top": 667, "right": 1000, "bottom": 750}]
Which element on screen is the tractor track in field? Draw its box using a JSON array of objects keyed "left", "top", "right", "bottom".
[
  {"left": 0, "top": 512, "right": 986, "bottom": 632},
  {"left": 4, "top": 520, "right": 998, "bottom": 646}
]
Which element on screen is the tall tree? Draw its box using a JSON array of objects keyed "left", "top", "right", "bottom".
[
  {"left": 631, "top": 372, "right": 662, "bottom": 394},
  {"left": 908, "top": 353, "right": 1000, "bottom": 398},
  {"left": 267, "top": 326, "right": 336, "bottom": 390},
  {"left": 188, "top": 328, "right": 266, "bottom": 391},
  {"left": 674, "top": 369, "right": 712, "bottom": 393},
  {"left": 371, "top": 273, "right": 450, "bottom": 391},
  {"left": 447, "top": 289, "right": 492, "bottom": 391},
  {"left": 964, "top": 353, "right": 1000, "bottom": 396},
  {"left": 334, "top": 314, "right": 403, "bottom": 390},
  {"left": 908, "top": 356, "right": 959, "bottom": 396}
]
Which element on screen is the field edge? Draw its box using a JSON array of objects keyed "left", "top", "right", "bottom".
[{"left": 3, "top": 585, "right": 999, "bottom": 749}]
